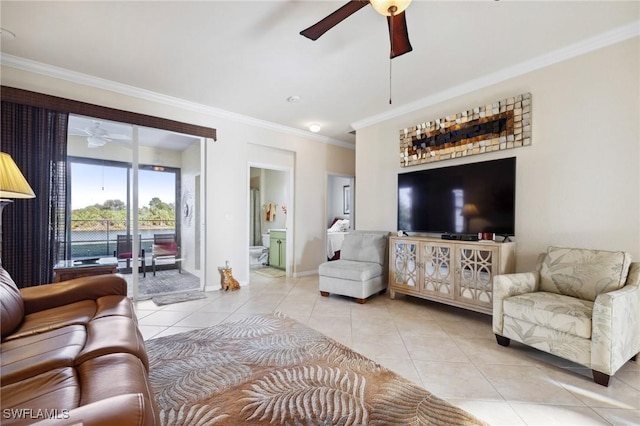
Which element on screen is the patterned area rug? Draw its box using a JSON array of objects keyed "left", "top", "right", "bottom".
[
  {"left": 146, "top": 312, "right": 487, "bottom": 426},
  {"left": 253, "top": 267, "right": 286, "bottom": 278},
  {"left": 125, "top": 269, "right": 200, "bottom": 299},
  {"left": 152, "top": 291, "right": 206, "bottom": 306}
]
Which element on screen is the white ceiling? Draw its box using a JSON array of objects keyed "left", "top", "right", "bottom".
[{"left": 1, "top": 1, "right": 639, "bottom": 146}]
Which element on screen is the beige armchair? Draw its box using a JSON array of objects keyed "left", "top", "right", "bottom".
[
  {"left": 318, "top": 231, "right": 389, "bottom": 304},
  {"left": 493, "top": 246, "right": 639, "bottom": 386}
]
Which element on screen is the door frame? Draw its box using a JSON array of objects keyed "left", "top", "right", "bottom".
[
  {"left": 247, "top": 161, "right": 294, "bottom": 278},
  {"left": 325, "top": 172, "right": 355, "bottom": 261}
]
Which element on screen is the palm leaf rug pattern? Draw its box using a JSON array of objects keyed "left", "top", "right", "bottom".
[{"left": 146, "top": 312, "right": 487, "bottom": 426}]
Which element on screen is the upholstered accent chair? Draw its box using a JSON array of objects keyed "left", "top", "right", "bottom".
[
  {"left": 493, "top": 246, "right": 640, "bottom": 386},
  {"left": 318, "top": 231, "right": 389, "bottom": 304}
]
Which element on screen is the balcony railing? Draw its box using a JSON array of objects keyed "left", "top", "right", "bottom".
[{"left": 65, "top": 219, "right": 175, "bottom": 259}]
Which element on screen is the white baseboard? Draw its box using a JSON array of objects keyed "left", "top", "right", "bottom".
[{"left": 293, "top": 269, "right": 319, "bottom": 278}]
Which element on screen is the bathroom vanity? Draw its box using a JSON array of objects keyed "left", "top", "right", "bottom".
[{"left": 269, "top": 229, "right": 286, "bottom": 270}]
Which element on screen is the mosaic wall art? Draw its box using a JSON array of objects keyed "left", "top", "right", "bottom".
[{"left": 399, "top": 93, "right": 531, "bottom": 167}]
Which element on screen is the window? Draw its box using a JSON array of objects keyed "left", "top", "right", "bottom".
[{"left": 65, "top": 156, "right": 180, "bottom": 260}]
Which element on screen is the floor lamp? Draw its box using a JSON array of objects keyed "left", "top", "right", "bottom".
[
  {"left": 460, "top": 203, "right": 479, "bottom": 234},
  {"left": 0, "top": 152, "right": 36, "bottom": 261}
]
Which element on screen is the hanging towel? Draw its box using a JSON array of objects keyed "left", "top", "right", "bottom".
[{"left": 264, "top": 203, "right": 277, "bottom": 222}]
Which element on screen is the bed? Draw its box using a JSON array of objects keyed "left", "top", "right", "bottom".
[{"left": 326, "top": 218, "right": 350, "bottom": 260}]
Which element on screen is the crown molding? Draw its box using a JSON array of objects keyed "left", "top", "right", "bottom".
[
  {"left": 0, "top": 53, "right": 354, "bottom": 150},
  {"left": 351, "top": 20, "right": 640, "bottom": 131}
]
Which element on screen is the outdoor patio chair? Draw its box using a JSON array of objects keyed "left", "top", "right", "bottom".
[
  {"left": 152, "top": 233, "right": 181, "bottom": 276},
  {"left": 114, "top": 234, "right": 146, "bottom": 277}
]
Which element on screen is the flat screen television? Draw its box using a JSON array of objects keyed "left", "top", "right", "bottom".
[{"left": 397, "top": 157, "right": 516, "bottom": 236}]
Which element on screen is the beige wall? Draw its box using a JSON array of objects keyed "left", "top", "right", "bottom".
[
  {"left": 1, "top": 66, "right": 356, "bottom": 285},
  {"left": 355, "top": 38, "right": 640, "bottom": 271}
]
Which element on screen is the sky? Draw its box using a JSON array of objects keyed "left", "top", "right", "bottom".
[{"left": 71, "top": 162, "right": 175, "bottom": 210}]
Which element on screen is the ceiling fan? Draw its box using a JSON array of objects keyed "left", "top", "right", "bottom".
[
  {"left": 69, "top": 121, "right": 131, "bottom": 148},
  {"left": 300, "top": 0, "right": 413, "bottom": 59}
]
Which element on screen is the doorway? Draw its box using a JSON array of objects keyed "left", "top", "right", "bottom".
[
  {"left": 65, "top": 114, "right": 206, "bottom": 299},
  {"left": 248, "top": 164, "right": 292, "bottom": 277},
  {"left": 326, "top": 174, "right": 354, "bottom": 261}
]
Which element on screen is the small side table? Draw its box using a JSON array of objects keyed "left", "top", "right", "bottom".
[{"left": 53, "top": 257, "right": 118, "bottom": 282}]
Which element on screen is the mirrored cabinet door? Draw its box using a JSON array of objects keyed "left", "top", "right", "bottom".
[
  {"left": 422, "top": 243, "right": 454, "bottom": 299},
  {"left": 391, "top": 240, "right": 419, "bottom": 290},
  {"left": 456, "top": 246, "right": 497, "bottom": 309}
]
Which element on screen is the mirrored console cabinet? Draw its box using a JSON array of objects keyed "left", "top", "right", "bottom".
[{"left": 389, "top": 236, "right": 516, "bottom": 314}]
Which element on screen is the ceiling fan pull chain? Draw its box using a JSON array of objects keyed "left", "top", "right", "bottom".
[
  {"left": 389, "top": 7, "right": 395, "bottom": 105},
  {"left": 389, "top": 59, "right": 393, "bottom": 105}
]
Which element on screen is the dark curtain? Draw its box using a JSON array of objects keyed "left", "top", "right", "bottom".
[{"left": 1, "top": 101, "right": 68, "bottom": 288}]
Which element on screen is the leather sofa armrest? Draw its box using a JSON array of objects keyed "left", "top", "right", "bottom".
[
  {"left": 591, "top": 262, "right": 640, "bottom": 375},
  {"left": 492, "top": 271, "right": 540, "bottom": 334},
  {"left": 31, "top": 393, "right": 158, "bottom": 426},
  {"left": 20, "top": 275, "right": 127, "bottom": 315}
]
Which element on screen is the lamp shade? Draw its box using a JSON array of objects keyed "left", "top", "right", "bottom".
[
  {"left": 370, "top": 0, "right": 412, "bottom": 16},
  {"left": 0, "top": 152, "right": 36, "bottom": 199},
  {"left": 461, "top": 203, "right": 480, "bottom": 217}
]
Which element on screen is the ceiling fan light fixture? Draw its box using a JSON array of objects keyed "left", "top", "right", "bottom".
[
  {"left": 87, "top": 136, "right": 106, "bottom": 147},
  {"left": 370, "top": 0, "right": 412, "bottom": 16}
]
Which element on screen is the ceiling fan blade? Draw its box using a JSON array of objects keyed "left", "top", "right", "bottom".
[
  {"left": 69, "top": 128, "right": 91, "bottom": 136},
  {"left": 300, "top": 0, "right": 369, "bottom": 40},
  {"left": 106, "top": 133, "right": 131, "bottom": 141},
  {"left": 388, "top": 11, "right": 412, "bottom": 59}
]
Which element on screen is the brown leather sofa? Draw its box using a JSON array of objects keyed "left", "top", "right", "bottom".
[{"left": 0, "top": 265, "right": 159, "bottom": 425}]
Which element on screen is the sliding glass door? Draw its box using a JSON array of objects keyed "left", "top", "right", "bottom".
[{"left": 66, "top": 114, "right": 204, "bottom": 299}]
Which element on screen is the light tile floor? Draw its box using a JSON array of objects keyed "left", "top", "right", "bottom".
[{"left": 136, "top": 272, "right": 640, "bottom": 426}]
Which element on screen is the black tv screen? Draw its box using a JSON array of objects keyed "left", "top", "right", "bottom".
[{"left": 397, "top": 157, "right": 516, "bottom": 235}]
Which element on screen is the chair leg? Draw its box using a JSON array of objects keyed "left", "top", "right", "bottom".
[
  {"left": 592, "top": 370, "right": 610, "bottom": 387},
  {"left": 495, "top": 334, "right": 511, "bottom": 347},
  {"left": 355, "top": 298, "right": 366, "bottom": 304},
  {"left": 152, "top": 259, "right": 156, "bottom": 277},
  {"left": 320, "top": 291, "right": 330, "bottom": 297}
]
